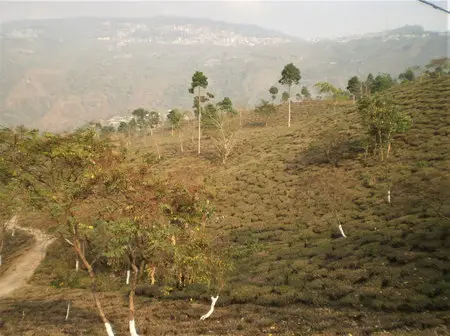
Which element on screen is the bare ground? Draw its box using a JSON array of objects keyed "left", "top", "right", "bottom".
[{"left": 0, "top": 216, "right": 54, "bottom": 298}]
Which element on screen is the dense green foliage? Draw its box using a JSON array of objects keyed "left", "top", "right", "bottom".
[
  {"left": 268, "top": 85, "right": 279, "bottom": 101},
  {"left": 358, "top": 94, "right": 411, "bottom": 160}
]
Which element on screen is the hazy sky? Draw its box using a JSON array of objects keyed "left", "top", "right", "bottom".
[{"left": 0, "top": 0, "right": 449, "bottom": 39}]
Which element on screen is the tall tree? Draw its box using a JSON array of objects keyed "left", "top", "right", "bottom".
[
  {"left": 189, "top": 71, "right": 208, "bottom": 154},
  {"left": 268, "top": 86, "right": 279, "bottom": 102},
  {"left": 132, "top": 108, "right": 149, "bottom": 133},
  {"left": 147, "top": 111, "right": 161, "bottom": 136},
  {"left": 398, "top": 69, "right": 415, "bottom": 83},
  {"left": 347, "top": 76, "right": 362, "bottom": 100},
  {"left": 364, "top": 73, "right": 375, "bottom": 96},
  {"left": 372, "top": 73, "right": 396, "bottom": 93},
  {"left": 279, "top": 63, "right": 301, "bottom": 127}
]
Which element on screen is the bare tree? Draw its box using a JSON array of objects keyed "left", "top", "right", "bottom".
[{"left": 210, "top": 114, "right": 240, "bottom": 165}]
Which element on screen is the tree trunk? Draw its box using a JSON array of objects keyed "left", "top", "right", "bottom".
[
  {"left": 198, "top": 87, "right": 202, "bottom": 155},
  {"left": 129, "top": 260, "right": 139, "bottom": 336},
  {"left": 386, "top": 131, "right": 392, "bottom": 160},
  {"left": 154, "top": 139, "right": 161, "bottom": 160},
  {"left": 378, "top": 130, "right": 384, "bottom": 161},
  {"left": 0, "top": 230, "right": 4, "bottom": 266},
  {"left": 150, "top": 265, "right": 156, "bottom": 285},
  {"left": 288, "top": 86, "right": 291, "bottom": 128},
  {"left": 138, "top": 260, "right": 146, "bottom": 280},
  {"left": 386, "top": 141, "right": 391, "bottom": 159},
  {"left": 73, "top": 239, "right": 114, "bottom": 336},
  {"left": 178, "top": 130, "right": 184, "bottom": 153}
]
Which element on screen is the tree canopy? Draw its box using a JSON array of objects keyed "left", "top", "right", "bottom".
[
  {"left": 279, "top": 63, "right": 301, "bottom": 87},
  {"left": 358, "top": 93, "right": 411, "bottom": 160}
]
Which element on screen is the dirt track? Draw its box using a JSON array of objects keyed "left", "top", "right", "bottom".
[{"left": 0, "top": 216, "right": 54, "bottom": 298}]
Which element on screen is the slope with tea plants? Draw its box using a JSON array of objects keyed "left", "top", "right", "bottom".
[{"left": 0, "top": 76, "right": 449, "bottom": 335}]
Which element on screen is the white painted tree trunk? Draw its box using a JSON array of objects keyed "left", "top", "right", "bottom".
[
  {"left": 105, "top": 323, "right": 115, "bottom": 336},
  {"left": 0, "top": 254, "right": 2, "bottom": 266},
  {"left": 75, "top": 259, "right": 79, "bottom": 272},
  {"left": 198, "top": 87, "right": 202, "bottom": 155},
  {"left": 200, "top": 296, "right": 219, "bottom": 320},
  {"left": 65, "top": 302, "right": 70, "bottom": 321},
  {"left": 129, "top": 320, "right": 139, "bottom": 336},
  {"left": 126, "top": 270, "right": 130, "bottom": 285},
  {"left": 288, "top": 86, "right": 291, "bottom": 128},
  {"left": 338, "top": 224, "right": 347, "bottom": 238},
  {"left": 387, "top": 190, "right": 391, "bottom": 204}
]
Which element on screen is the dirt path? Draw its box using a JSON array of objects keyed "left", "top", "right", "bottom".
[{"left": 0, "top": 216, "right": 55, "bottom": 298}]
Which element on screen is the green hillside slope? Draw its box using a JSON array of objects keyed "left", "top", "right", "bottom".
[
  {"left": 0, "top": 76, "right": 449, "bottom": 335},
  {"left": 161, "top": 76, "right": 450, "bottom": 333}
]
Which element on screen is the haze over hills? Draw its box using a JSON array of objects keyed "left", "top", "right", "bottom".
[{"left": 0, "top": 16, "right": 448, "bottom": 131}]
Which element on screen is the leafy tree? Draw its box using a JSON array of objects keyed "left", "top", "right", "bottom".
[
  {"left": 295, "top": 93, "right": 302, "bottom": 101},
  {"left": 254, "top": 99, "right": 276, "bottom": 126},
  {"left": 189, "top": 71, "right": 208, "bottom": 154},
  {"left": 132, "top": 108, "right": 149, "bottom": 130},
  {"left": 0, "top": 128, "right": 19, "bottom": 266},
  {"left": 279, "top": 63, "right": 301, "bottom": 127},
  {"left": 314, "top": 82, "right": 337, "bottom": 97},
  {"left": 99, "top": 166, "right": 229, "bottom": 333},
  {"left": 314, "top": 82, "right": 350, "bottom": 111},
  {"left": 301, "top": 86, "right": 311, "bottom": 100},
  {"left": 281, "top": 91, "right": 290, "bottom": 103},
  {"left": 131, "top": 108, "right": 160, "bottom": 136},
  {"left": 167, "top": 109, "right": 183, "bottom": 133},
  {"left": 117, "top": 122, "right": 129, "bottom": 134},
  {"left": 3, "top": 127, "right": 117, "bottom": 334},
  {"left": 357, "top": 94, "right": 411, "bottom": 161},
  {"left": 347, "top": 76, "right": 362, "bottom": 100},
  {"left": 364, "top": 73, "right": 375, "bottom": 96},
  {"left": 268, "top": 86, "right": 279, "bottom": 102},
  {"left": 203, "top": 103, "right": 219, "bottom": 128},
  {"left": 372, "top": 73, "right": 395, "bottom": 93},
  {"left": 217, "top": 97, "right": 237, "bottom": 116},
  {"left": 398, "top": 69, "right": 415, "bottom": 83},
  {"left": 147, "top": 111, "right": 161, "bottom": 135}
]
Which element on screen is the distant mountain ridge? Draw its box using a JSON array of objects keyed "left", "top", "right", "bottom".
[{"left": 0, "top": 17, "right": 448, "bottom": 131}]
